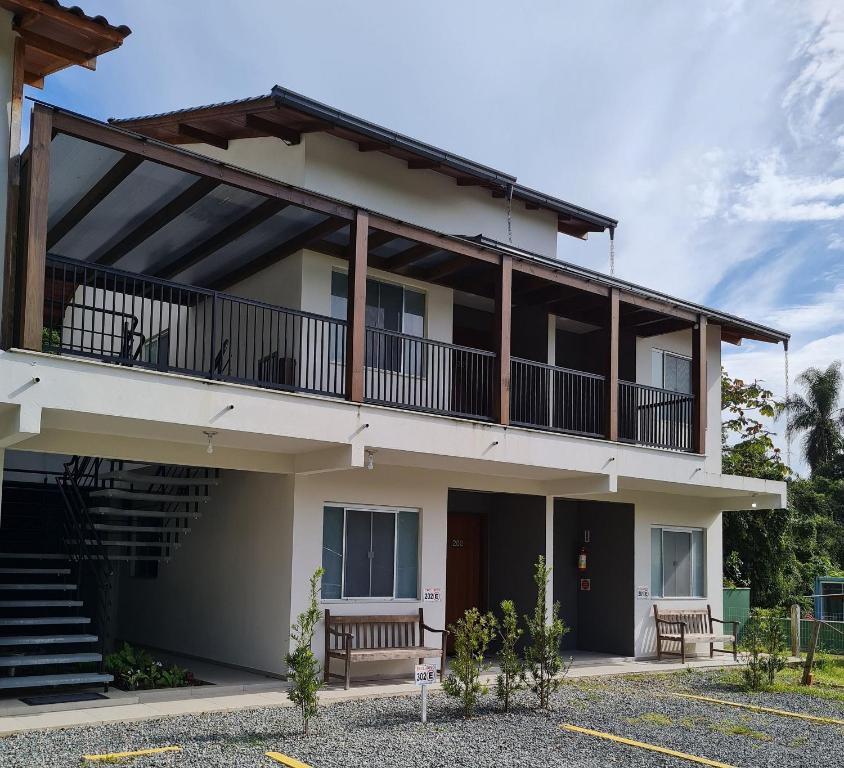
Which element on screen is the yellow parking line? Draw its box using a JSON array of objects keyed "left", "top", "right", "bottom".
[
  {"left": 82, "top": 745, "right": 182, "bottom": 761},
  {"left": 561, "top": 724, "right": 735, "bottom": 768},
  {"left": 668, "top": 692, "right": 844, "bottom": 726},
  {"left": 265, "top": 751, "right": 313, "bottom": 768}
]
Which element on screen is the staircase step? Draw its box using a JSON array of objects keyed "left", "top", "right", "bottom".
[
  {"left": 93, "top": 524, "right": 191, "bottom": 534},
  {"left": 90, "top": 489, "right": 208, "bottom": 503},
  {"left": 0, "top": 672, "right": 112, "bottom": 690},
  {"left": 88, "top": 507, "right": 200, "bottom": 520},
  {"left": 0, "top": 584, "right": 76, "bottom": 591},
  {"left": 0, "top": 600, "right": 83, "bottom": 608},
  {"left": 0, "top": 634, "right": 98, "bottom": 646},
  {"left": 0, "top": 617, "right": 90, "bottom": 626},
  {"left": 0, "top": 652, "right": 101, "bottom": 667},
  {"left": 100, "top": 471, "right": 218, "bottom": 487},
  {"left": 0, "top": 568, "right": 71, "bottom": 575},
  {"left": 0, "top": 553, "right": 67, "bottom": 560}
]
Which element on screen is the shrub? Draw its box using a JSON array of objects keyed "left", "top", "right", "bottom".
[
  {"left": 104, "top": 642, "right": 193, "bottom": 691},
  {"left": 41, "top": 327, "right": 60, "bottom": 352},
  {"left": 285, "top": 567, "right": 324, "bottom": 735},
  {"left": 524, "top": 556, "right": 571, "bottom": 709},
  {"left": 442, "top": 607, "right": 497, "bottom": 718},
  {"left": 495, "top": 599, "right": 524, "bottom": 712},
  {"left": 741, "top": 608, "right": 787, "bottom": 690}
]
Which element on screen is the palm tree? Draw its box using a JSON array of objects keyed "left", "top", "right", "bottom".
[{"left": 784, "top": 361, "right": 844, "bottom": 474}]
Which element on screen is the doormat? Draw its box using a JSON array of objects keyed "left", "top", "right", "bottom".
[{"left": 19, "top": 692, "right": 108, "bottom": 706}]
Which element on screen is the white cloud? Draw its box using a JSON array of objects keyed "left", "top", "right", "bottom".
[{"left": 828, "top": 233, "right": 844, "bottom": 250}]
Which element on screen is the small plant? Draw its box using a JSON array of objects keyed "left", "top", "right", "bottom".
[
  {"left": 285, "top": 567, "right": 324, "bottom": 735},
  {"left": 740, "top": 608, "right": 787, "bottom": 690},
  {"left": 524, "top": 556, "right": 571, "bottom": 709},
  {"left": 104, "top": 642, "right": 193, "bottom": 691},
  {"left": 41, "top": 326, "right": 60, "bottom": 352},
  {"left": 495, "top": 599, "right": 524, "bottom": 712},
  {"left": 627, "top": 712, "right": 673, "bottom": 727},
  {"left": 442, "top": 607, "right": 497, "bottom": 718}
]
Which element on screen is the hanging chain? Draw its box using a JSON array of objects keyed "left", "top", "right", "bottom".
[
  {"left": 609, "top": 228, "right": 616, "bottom": 276},
  {"left": 784, "top": 341, "right": 791, "bottom": 470},
  {"left": 506, "top": 184, "right": 514, "bottom": 244}
]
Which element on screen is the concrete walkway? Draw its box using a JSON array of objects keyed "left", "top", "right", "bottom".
[{"left": 0, "top": 656, "right": 739, "bottom": 736}]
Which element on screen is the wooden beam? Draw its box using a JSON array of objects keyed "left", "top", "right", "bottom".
[
  {"left": 514, "top": 284, "right": 570, "bottom": 307},
  {"left": 155, "top": 199, "right": 288, "bottom": 279},
  {"left": 346, "top": 211, "right": 368, "bottom": 403},
  {"left": 692, "top": 316, "right": 707, "bottom": 455},
  {"left": 368, "top": 214, "right": 499, "bottom": 265},
  {"left": 23, "top": 71, "right": 43, "bottom": 89},
  {"left": 632, "top": 317, "right": 691, "bottom": 337},
  {"left": 605, "top": 288, "right": 619, "bottom": 442},
  {"left": 357, "top": 140, "right": 390, "bottom": 152},
  {"left": 366, "top": 230, "right": 399, "bottom": 252},
  {"left": 418, "top": 256, "right": 473, "bottom": 282},
  {"left": 20, "top": 104, "right": 52, "bottom": 351},
  {"left": 177, "top": 123, "right": 229, "bottom": 150},
  {"left": 5, "top": 0, "right": 129, "bottom": 44},
  {"left": 50, "top": 110, "right": 354, "bottom": 221},
  {"left": 512, "top": 259, "right": 609, "bottom": 297},
  {"left": 17, "top": 29, "right": 97, "bottom": 70},
  {"left": 494, "top": 255, "right": 513, "bottom": 425},
  {"left": 620, "top": 291, "right": 697, "bottom": 323},
  {"left": 47, "top": 154, "right": 143, "bottom": 249},
  {"left": 558, "top": 222, "right": 590, "bottom": 240},
  {"left": 95, "top": 177, "right": 220, "bottom": 266},
  {"left": 407, "top": 159, "right": 440, "bottom": 170},
  {"left": 307, "top": 239, "right": 348, "bottom": 260},
  {"left": 385, "top": 243, "right": 438, "bottom": 274},
  {"left": 1, "top": 34, "right": 25, "bottom": 349},
  {"left": 210, "top": 216, "right": 346, "bottom": 291},
  {"left": 245, "top": 113, "right": 301, "bottom": 145},
  {"left": 456, "top": 178, "right": 484, "bottom": 187}
]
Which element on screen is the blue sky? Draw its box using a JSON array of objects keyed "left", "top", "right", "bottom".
[{"left": 32, "top": 0, "right": 843, "bottom": 472}]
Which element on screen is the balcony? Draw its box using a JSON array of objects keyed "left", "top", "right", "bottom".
[{"left": 42, "top": 255, "right": 696, "bottom": 452}]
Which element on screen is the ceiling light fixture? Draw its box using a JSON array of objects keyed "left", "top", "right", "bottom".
[
  {"left": 203, "top": 431, "right": 217, "bottom": 455},
  {"left": 366, "top": 450, "right": 375, "bottom": 471}
]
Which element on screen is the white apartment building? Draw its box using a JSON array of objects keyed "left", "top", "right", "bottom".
[{"left": 0, "top": 1, "right": 787, "bottom": 694}]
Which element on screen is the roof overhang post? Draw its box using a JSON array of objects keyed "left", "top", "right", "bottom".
[
  {"left": 20, "top": 103, "right": 52, "bottom": 352},
  {"left": 693, "top": 314, "right": 708, "bottom": 455},
  {"left": 605, "top": 288, "right": 620, "bottom": 441},
  {"left": 494, "top": 254, "right": 513, "bottom": 425},
  {"left": 345, "top": 210, "right": 368, "bottom": 403}
]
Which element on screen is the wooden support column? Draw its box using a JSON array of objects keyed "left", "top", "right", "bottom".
[
  {"left": 605, "top": 288, "right": 619, "bottom": 441},
  {"left": 345, "top": 211, "right": 368, "bottom": 402},
  {"left": 1, "top": 35, "right": 25, "bottom": 349},
  {"left": 494, "top": 255, "right": 512, "bottom": 424},
  {"left": 19, "top": 104, "right": 52, "bottom": 352},
  {"left": 692, "top": 315, "right": 708, "bottom": 454}
]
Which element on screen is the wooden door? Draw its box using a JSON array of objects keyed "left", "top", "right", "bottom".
[{"left": 445, "top": 513, "right": 485, "bottom": 650}]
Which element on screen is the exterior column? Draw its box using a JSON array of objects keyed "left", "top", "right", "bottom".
[
  {"left": 494, "top": 254, "right": 512, "bottom": 425},
  {"left": 605, "top": 288, "right": 619, "bottom": 441},
  {"left": 545, "top": 495, "right": 554, "bottom": 622},
  {"left": 20, "top": 104, "right": 52, "bottom": 352},
  {"left": 692, "top": 315, "right": 708, "bottom": 454},
  {"left": 345, "top": 210, "right": 368, "bottom": 403}
]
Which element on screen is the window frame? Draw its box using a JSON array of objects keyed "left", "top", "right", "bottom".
[
  {"left": 322, "top": 502, "right": 421, "bottom": 602},
  {"left": 651, "top": 525, "right": 706, "bottom": 599},
  {"left": 651, "top": 348, "right": 692, "bottom": 394}
]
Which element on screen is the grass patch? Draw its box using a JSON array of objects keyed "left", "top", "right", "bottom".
[
  {"left": 712, "top": 721, "right": 771, "bottom": 741},
  {"left": 626, "top": 712, "right": 673, "bottom": 727}
]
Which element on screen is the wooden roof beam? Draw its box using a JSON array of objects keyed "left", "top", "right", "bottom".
[
  {"left": 512, "top": 260, "right": 608, "bottom": 297},
  {"left": 386, "top": 243, "right": 439, "bottom": 274},
  {"left": 366, "top": 230, "right": 400, "bottom": 252},
  {"left": 632, "top": 317, "right": 692, "bottom": 337},
  {"left": 95, "top": 177, "right": 221, "bottom": 266},
  {"left": 407, "top": 159, "right": 440, "bottom": 170},
  {"left": 418, "top": 255, "right": 474, "bottom": 282},
  {"left": 47, "top": 154, "right": 143, "bottom": 249},
  {"left": 358, "top": 140, "right": 390, "bottom": 152},
  {"left": 178, "top": 123, "right": 229, "bottom": 150},
  {"left": 155, "top": 198, "right": 289, "bottom": 279},
  {"left": 210, "top": 217, "right": 347, "bottom": 291},
  {"left": 620, "top": 292, "right": 697, "bottom": 323},
  {"left": 245, "top": 113, "right": 300, "bottom": 145},
  {"left": 17, "top": 29, "right": 97, "bottom": 70}
]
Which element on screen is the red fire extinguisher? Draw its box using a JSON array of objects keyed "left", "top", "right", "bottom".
[{"left": 577, "top": 546, "right": 588, "bottom": 572}]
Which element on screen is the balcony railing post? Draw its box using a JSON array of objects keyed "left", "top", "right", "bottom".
[
  {"left": 21, "top": 104, "right": 53, "bottom": 351},
  {"left": 346, "top": 211, "right": 368, "bottom": 403},
  {"left": 494, "top": 254, "right": 512, "bottom": 425},
  {"left": 692, "top": 315, "right": 707, "bottom": 454},
  {"left": 208, "top": 291, "right": 218, "bottom": 380},
  {"left": 605, "top": 288, "right": 620, "bottom": 441}
]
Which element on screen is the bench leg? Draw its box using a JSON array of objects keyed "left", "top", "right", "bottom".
[
  {"left": 710, "top": 642, "right": 714, "bottom": 659},
  {"left": 656, "top": 633, "right": 662, "bottom": 661},
  {"left": 681, "top": 642, "right": 686, "bottom": 664},
  {"left": 344, "top": 654, "right": 351, "bottom": 691},
  {"left": 323, "top": 658, "right": 330, "bottom": 684}
]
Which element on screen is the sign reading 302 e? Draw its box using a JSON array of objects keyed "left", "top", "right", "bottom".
[
  {"left": 414, "top": 664, "right": 437, "bottom": 686},
  {"left": 423, "top": 587, "right": 441, "bottom": 602}
]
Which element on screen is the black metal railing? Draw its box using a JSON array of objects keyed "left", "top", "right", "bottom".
[
  {"left": 43, "top": 254, "right": 346, "bottom": 398},
  {"left": 510, "top": 358, "right": 605, "bottom": 437},
  {"left": 364, "top": 327, "right": 496, "bottom": 420},
  {"left": 618, "top": 381, "right": 695, "bottom": 452}
]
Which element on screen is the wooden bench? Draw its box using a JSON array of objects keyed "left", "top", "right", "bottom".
[
  {"left": 654, "top": 605, "right": 738, "bottom": 663},
  {"left": 324, "top": 609, "right": 448, "bottom": 690}
]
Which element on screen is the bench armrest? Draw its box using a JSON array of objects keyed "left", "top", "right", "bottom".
[
  {"left": 710, "top": 617, "right": 739, "bottom": 633},
  {"left": 327, "top": 627, "right": 353, "bottom": 643},
  {"left": 421, "top": 623, "right": 449, "bottom": 636}
]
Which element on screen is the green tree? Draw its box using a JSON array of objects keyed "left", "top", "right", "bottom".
[
  {"left": 495, "top": 599, "right": 524, "bottom": 712},
  {"left": 785, "top": 361, "right": 844, "bottom": 475},
  {"left": 285, "top": 567, "right": 324, "bottom": 735},
  {"left": 442, "top": 607, "right": 496, "bottom": 718},
  {"left": 524, "top": 556, "right": 570, "bottom": 709}
]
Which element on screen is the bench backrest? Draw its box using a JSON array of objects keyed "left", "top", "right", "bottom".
[
  {"left": 325, "top": 608, "right": 425, "bottom": 650},
  {"left": 653, "top": 605, "right": 712, "bottom": 634}
]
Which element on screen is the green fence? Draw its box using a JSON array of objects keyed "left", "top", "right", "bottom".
[{"left": 722, "top": 608, "right": 844, "bottom": 654}]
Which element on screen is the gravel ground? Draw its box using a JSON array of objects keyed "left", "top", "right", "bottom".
[{"left": 0, "top": 673, "right": 841, "bottom": 767}]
